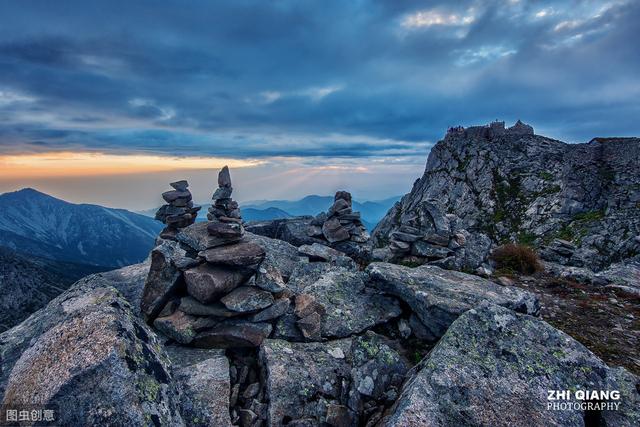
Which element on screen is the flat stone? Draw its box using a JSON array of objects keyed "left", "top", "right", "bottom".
[
  {"left": 391, "top": 231, "right": 421, "bottom": 243},
  {"left": 298, "top": 243, "right": 344, "bottom": 262},
  {"left": 221, "top": 286, "right": 274, "bottom": 312},
  {"left": 423, "top": 232, "right": 450, "bottom": 247},
  {"left": 178, "top": 296, "right": 242, "bottom": 318},
  {"left": 162, "top": 189, "right": 191, "bottom": 203},
  {"left": 192, "top": 320, "right": 272, "bottom": 348},
  {"left": 294, "top": 294, "right": 325, "bottom": 318},
  {"left": 169, "top": 180, "right": 189, "bottom": 191},
  {"left": 184, "top": 264, "right": 252, "bottom": 304},
  {"left": 248, "top": 298, "right": 290, "bottom": 322},
  {"left": 154, "top": 310, "right": 197, "bottom": 344},
  {"left": 322, "top": 217, "right": 350, "bottom": 243},
  {"left": 207, "top": 221, "right": 243, "bottom": 239},
  {"left": 255, "top": 262, "right": 286, "bottom": 293},
  {"left": 200, "top": 241, "right": 266, "bottom": 267}
]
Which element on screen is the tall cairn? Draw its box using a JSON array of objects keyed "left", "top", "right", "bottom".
[
  {"left": 207, "top": 166, "right": 242, "bottom": 225},
  {"left": 155, "top": 180, "right": 201, "bottom": 238}
]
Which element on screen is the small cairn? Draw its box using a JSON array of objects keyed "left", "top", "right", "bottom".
[
  {"left": 206, "top": 166, "right": 242, "bottom": 224},
  {"left": 308, "top": 191, "right": 369, "bottom": 244},
  {"left": 155, "top": 180, "right": 201, "bottom": 238}
]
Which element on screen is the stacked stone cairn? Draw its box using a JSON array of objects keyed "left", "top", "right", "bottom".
[
  {"left": 308, "top": 190, "right": 369, "bottom": 244},
  {"left": 143, "top": 166, "right": 291, "bottom": 351},
  {"left": 155, "top": 180, "right": 201, "bottom": 238}
]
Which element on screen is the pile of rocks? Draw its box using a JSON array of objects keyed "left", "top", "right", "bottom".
[
  {"left": 305, "top": 191, "right": 371, "bottom": 263},
  {"left": 206, "top": 166, "right": 242, "bottom": 224},
  {"left": 143, "top": 167, "right": 289, "bottom": 350},
  {"left": 382, "top": 200, "right": 491, "bottom": 272},
  {"left": 155, "top": 180, "right": 201, "bottom": 237}
]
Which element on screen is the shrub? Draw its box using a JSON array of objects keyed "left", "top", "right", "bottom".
[{"left": 491, "top": 244, "right": 542, "bottom": 275}]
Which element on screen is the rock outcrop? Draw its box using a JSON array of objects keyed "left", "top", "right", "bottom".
[
  {"left": 0, "top": 273, "right": 184, "bottom": 426},
  {"left": 381, "top": 303, "right": 640, "bottom": 426},
  {"left": 373, "top": 121, "right": 640, "bottom": 271},
  {"left": 367, "top": 262, "right": 540, "bottom": 341}
]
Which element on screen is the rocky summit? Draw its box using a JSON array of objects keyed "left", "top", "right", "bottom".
[
  {"left": 1, "top": 158, "right": 639, "bottom": 427},
  {"left": 373, "top": 121, "right": 640, "bottom": 274}
]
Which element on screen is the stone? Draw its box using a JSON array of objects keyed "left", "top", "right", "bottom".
[
  {"left": 192, "top": 320, "right": 272, "bottom": 348},
  {"left": 212, "top": 186, "right": 233, "bottom": 200},
  {"left": 140, "top": 240, "right": 186, "bottom": 322},
  {"left": 184, "top": 264, "right": 251, "bottom": 304},
  {"left": 298, "top": 269, "right": 402, "bottom": 339},
  {"left": 297, "top": 312, "right": 322, "bottom": 340},
  {"left": 245, "top": 217, "right": 325, "bottom": 247},
  {"left": 218, "top": 165, "right": 232, "bottom": 188},
  {"left": 220, "top": 286, "right": 274, "bottom": 312},
  {"left": 381, "top": 303, "right": 640, "bottom": 427},
  {"left": 207, "top": 221, "right": 243, "bottom": 239},
  {"left": 178, "top": 296, "right": 242, "bottom": 318},
  {"left": 255, "top": 262, "right": 286, "bottom": 293},
  {"left": 298, "top": 243, "right": 344, "bottom": 262},
  {"left": 411, "top": 240, "right": 452, "bottom": 258},
  {"left": 334, "top": 191, "right": 352, "bottom": 204},
  {"left": 248, "top": 298, "right": 290, "bottom": 322},
  {"left": 166, "top": 347, "right": 232, "bottom": 427},
  {"left": 154, "top": 310, "right": 197, "bottom": 344},
  {"left": 200, "top": 241, "right": 266, "bottom": 267},
  {"left": 259, "top": 333, "right": 407, "bottom": 426},
  {"left": 322, "top": 217, "right": 350, "bottom": 243},
  {"left": 391, "top": 231, "right": 421, "bottom": 243},
  {"left": 0, "top": 282, "right": 183, "bottom": 426},
  {"left": 169, "top": 180, "right": 189, "bottom": 191},
  {"left": 162, "top": 189, "right": 191, "bottom": 203},
  {"left": 367, "top": 262, "right": 540, "bottom": 341}
]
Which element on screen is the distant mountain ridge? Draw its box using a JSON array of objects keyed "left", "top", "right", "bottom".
[
  {"left": 0, "top": 188, "right": 162, "bottom": 268},
  {"left": 139, "top": 194, "right": 401, "bottom": 230},
  {"left": 242, "top": 195, "right": 401, "bottom": 230}
]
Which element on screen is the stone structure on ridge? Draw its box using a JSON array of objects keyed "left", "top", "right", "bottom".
[{"left": 155, "top": 180, "right": 201, "bottom": 238}]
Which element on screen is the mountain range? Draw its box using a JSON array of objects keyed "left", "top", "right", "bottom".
[
  {"left": 0, "top": 188, "right": 162, "bottom": 269},
  {"left": 139, "top": 195, "right": 401, "bottom": 230}
]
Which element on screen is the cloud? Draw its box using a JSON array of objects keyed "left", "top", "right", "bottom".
[{"left": 0, "top": 0, "right": 638, "bottom": 164}]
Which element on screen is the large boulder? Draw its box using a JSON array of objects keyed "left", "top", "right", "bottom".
[
  {"left": 366, "top": 262, "right": 540, "bottom": 341},
  {"left": 295, "top": 269, "right": 402, "bottom": 339},
  {"left": 166, "top": 346, "right": 232, "bottom": 427},
  {"left": 260, "top": 332, "right": 408, "bottom": 426},
  {"left": 0, "top": 280, "right": 184, "bottom": 426},
  {"left": 381, "top": 303, "right": 640, "bottom": 426}
]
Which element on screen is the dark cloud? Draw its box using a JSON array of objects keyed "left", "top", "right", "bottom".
[{"left": 0, "top": 0, "right": 638, "bottom": 158}]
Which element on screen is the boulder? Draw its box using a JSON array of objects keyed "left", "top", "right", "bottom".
[
  {"left": 245, "top": 217, "right": 324, "bottom": 247},
  {"left": 259, "top": 332, "right": 408, "bottom": 426},
  {"left": 382, "top": 303, "right": 640, "bottom": 426},
  {"left": 366, "top": 262, "right": 540, "bottom": 341},
  {"left": 0, "top": 282, "right": 183, "bottom": 426},
  {"left": 298, "top": 269, "right": 402, "bottom": 339},
  {"left": 166, "top": 347, "right": 232, "bottom": 427},
  {"left": 184, "top": 264, "right": 251, "bottom": 304}
]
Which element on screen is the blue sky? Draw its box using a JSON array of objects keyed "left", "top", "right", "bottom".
[{"left": 0, "top": 0, "right": 638, "bottom": 209}]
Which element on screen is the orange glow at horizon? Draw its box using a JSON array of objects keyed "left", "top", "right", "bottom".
[{"left": 0, "top": 152, "right": 265, "bottom": 178}]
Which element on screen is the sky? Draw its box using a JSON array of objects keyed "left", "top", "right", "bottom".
[{"left": 0, "top": 0, "right": 638, "bottom": 210}]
